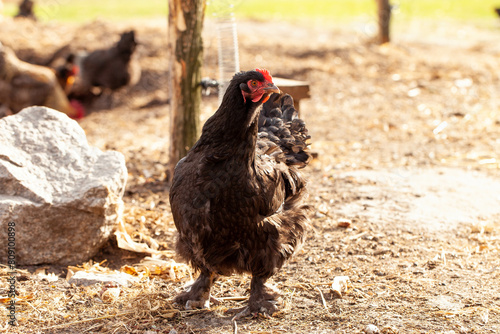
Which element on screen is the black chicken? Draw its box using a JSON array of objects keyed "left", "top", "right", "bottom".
[
  {"left": 15, "top": 0, "right": 36, "bottom": 20},
  {"left": 169, "top": 69, "right": 311, "bottom": 317},
  {"left": 68, "top": 30, "right": 140, "bottom": 99}
]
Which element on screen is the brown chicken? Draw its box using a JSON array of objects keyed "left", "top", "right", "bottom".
[
  {"left": 169, "top": 69, "right": 311, "bottom": 317},
  {"left": 0, "top": 42, "right": 83, "bottom": 118}
]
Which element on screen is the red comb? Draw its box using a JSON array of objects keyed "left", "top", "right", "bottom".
[{"left": 256, "top": 68, "right": 273, "bottom": 82}]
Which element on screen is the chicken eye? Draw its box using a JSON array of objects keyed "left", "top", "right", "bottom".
[{"left": 250, "top": 80, "right": 258, "bottom": 87}]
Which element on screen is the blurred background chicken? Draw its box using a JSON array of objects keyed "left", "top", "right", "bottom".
[
  {"left": 0, "top": 42, "right": 84, "bottom": 118},
  {"left": 53, "top": 30, "right": 141, "bottom": 105},
  {"left": 15, "top": 0, "right": 36, "bottom": 20}
]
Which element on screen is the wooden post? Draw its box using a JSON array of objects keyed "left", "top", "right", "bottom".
[
  {"left": 376, "top": 0, "right": 391, "bottom": 44},
  {"left": 167, "top": 0, "right": 206, "bottom": 180}
]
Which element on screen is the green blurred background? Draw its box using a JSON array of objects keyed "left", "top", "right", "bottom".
[{"left": 2, "top": 0, "right": 499, "bottom": 23}]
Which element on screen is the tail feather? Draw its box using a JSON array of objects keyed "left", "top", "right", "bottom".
[{"left": 258, "top": 92, "right": 311, "bottom": 169}]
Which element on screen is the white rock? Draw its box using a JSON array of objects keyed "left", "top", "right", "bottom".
[
  {"left": 0, "top": 106, "right": 127, "bottom": 265},
  {"left": 364, "top": 324, "right": 380, "bottom": 334}
]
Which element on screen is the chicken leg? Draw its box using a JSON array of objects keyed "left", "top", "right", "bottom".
[
  {"left": 249, "top": 276, "right": 280, "bottom": 314},
  {"left": 175, "top": 270, "right": 217, "bottom": 309},
  {"left": 231, "top": 275, "right": 280, "bottom": 319}
]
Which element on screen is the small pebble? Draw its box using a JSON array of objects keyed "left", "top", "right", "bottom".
[
  {"left": 364, "top": 324, "right": 380, "bottom": 334},
  {"left": 337, "top": 219, "right": 352, "bottom": 228}
]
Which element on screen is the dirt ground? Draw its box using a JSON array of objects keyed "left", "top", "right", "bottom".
[{"left": 1, "top": 15, "right": 500, "bottom": 334}]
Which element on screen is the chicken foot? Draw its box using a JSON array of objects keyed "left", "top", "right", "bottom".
[
  {"left": 229, "top": 276, "right": 280, "bottom": 319},
  {"left": 174, "top": 270, "right": 217, "bottom": 310}
]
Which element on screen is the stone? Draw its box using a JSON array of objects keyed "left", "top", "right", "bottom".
[
  {"left": 0, "top": 106, "right": 127, "bottom": 265},
  {"left": 364, "top": 324, "right": 380, "bottom": 334}
]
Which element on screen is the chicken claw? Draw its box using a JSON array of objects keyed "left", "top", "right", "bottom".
[
  {"left": 226, "top": 280, "right": 280, "bottom": 319},
  {"left": 229, "top": 300, "right": 277, "bottom": 320},
  {"left": 174, "top": 271, "right": 217, "bottom": 310},
  {"left": 230, "top": 306, "right": 252, "bottom": 321},
  {"left": 185, "top": 298, "right": 210, "bottom": 310}
]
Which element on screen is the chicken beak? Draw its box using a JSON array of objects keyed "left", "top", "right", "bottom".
[{"left": 264, "top": 83, "right": 280, "bottom": 95}]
